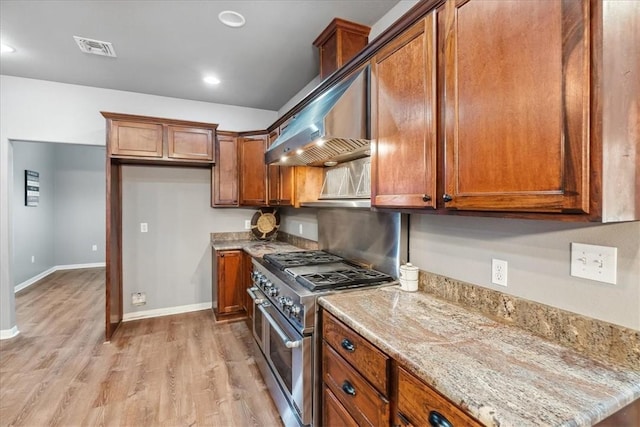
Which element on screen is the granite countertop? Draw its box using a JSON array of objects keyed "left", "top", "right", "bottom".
[
  {"left": 210, "top": 238, "right": 302, "bottom": 258},
  {"left": 319, "top": 286, "right": 640, "bottom": 427}
]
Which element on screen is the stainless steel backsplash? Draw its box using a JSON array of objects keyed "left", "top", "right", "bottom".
[{"left": 317, "top": 208, "right": 408, "bottom": 278}]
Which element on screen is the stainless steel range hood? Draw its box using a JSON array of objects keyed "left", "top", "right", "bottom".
[{"left": 265, "top": 66, "right": 369, "bottom": 167}]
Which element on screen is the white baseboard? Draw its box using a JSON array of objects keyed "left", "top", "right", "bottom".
[
  {"left": 57, "top": 262, "right": 106, "bottom": 270},
  {"left": 123, "top": 302, "right": 212, "bottom": 322},
  {"left": 14, "top": 262, "right": 106, "bottom": 293},
  {"left": 0, "top": 326, "right": 20, "bottom": 340},
  {"left": 14, "top": 267, "right": 57, "bottom": 293}
]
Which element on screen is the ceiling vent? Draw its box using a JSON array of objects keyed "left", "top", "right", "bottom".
[{"left": 73, "top": 36, "right": 117, "bottom": 57}]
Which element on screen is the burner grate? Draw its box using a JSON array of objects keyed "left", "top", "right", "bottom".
[
  {"left": 295, "top": 268, "right": 393, "bottom": 291},
  {"left": 263, "top": 250, "right": 343, "bottom": 270}
]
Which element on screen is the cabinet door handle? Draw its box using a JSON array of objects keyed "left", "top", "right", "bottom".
[
  {"left": 341, "top": 380, "right": 356, "bottom": 396},
  {"left": 443, "top": 194, "right": 453, "bottom": 203},
  {"left": 428, "top": 411, "right": 453, "bottom": 427},
  {"left": 341, "top": 338, "right": 355, "bottom": 352},
  {"left": 422, "top": 194, "right": 432, "bottom": 202}
]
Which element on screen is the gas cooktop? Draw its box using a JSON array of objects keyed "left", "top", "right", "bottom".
[{"left": 263, "top": 250, "right": 393, "bottom": 292}]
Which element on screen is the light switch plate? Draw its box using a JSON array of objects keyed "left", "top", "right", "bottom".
[
  {"left": 570, "top": 243, "right": 617, "bottom": 284},
  {"left": 140, "top": 222, "right": 148, "bottom": 233},
  {"left": 244, "top": 220, "right": 251, "bottom": 230}
]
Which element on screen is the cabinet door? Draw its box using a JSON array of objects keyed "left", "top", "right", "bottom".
[
  {"left": 167, "top": 125, "right": 213, "bottom": 161},
  {"left": 441, "top": 0, "right": 589, "bottom": 213},
  {"left": 370, "top": 14, "right": 437, "bottom": 209},
  {"left": 323, "top": 386, "right": 359, "bottom": 427},
  {"left": 239, "top": 135, "right": 268, "bottom": 206},
  {"left": 216, "top": 250, "right": 244, "bottom": 315},
  {"left": 109, "top": 120, "right": 163, "bottom": 158},
  {"left": 396, "top": 366, "right": 481, "bottom": 427},
  {"left": 243, "top": 252, "right": 253, "bottom": 322},
  {"left": 212, "top": 133, "right": 239, "bottom": 206},
  {"left": 267, "top": 128, "right": 295, "bottom": 207}
]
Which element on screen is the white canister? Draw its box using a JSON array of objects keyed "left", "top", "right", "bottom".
[{"left": 399, "top": 263, "right": 419, "bottom": 292}]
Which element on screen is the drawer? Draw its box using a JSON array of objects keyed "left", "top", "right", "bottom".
[
  {"left": 323, "top": 386, "right": 359, "bottom": 427},
  {"left": 397, "top": 366, "right": 482, "bottom": 427},
  {"left": 323, "top": 311, "right": 389, "bottom": 395},
  {"left": 323, "top": 342, "right": 389, "bottom": 427}
]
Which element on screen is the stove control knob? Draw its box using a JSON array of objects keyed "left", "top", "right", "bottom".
[
  {"left": 291, "top": 305, "right": 302, "bottom": 316},
  {"left": 264, "top": 280, "right": 272, "bottom": 290},
  {"left": 267, "top": 287, "right": 279, "bottom": 297},
  {"left": 277, "top": 296, "right": 286, "bottom": 306}
]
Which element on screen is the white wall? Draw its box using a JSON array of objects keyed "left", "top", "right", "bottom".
[
  {"left": 410, "top": 215, "right": 640, "bottom": 330},
  {"left": 0, "top": 75, "right": 277, "bottom": 334},
  {"left": 11, "top": 141, "right": 56, "bottom": 285},
  {"left": 280, "top": 207, "right": 319, "bottom": 241},
  {"left": 53, "top": 144, "right": 106, "bottom": 266},
  {"left": 122, "top": 166, "right": 257, "bottom": 314}
]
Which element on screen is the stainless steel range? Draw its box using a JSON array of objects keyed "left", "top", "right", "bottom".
[{"left": 247, "top": 209, "right": 408, "bottom": 427}]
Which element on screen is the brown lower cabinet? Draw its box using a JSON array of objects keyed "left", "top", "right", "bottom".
[
  {"left": 321, "top": 310, "right": 480, "bottom": 427},
  {"left": 213, "top": 249, "right": 247, "bottom": 320},
  {"left": 396, "top": 367, "right": 481, "bottom": 427}
]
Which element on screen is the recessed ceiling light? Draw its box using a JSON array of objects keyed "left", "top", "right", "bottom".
[
  {"left": 218, "top": 10, "right": 246, "bottom": 28},
  {"left": 203, "top": 75, "right": 221, "bottom": 85},
  {"left": 1, "top": 43, "right": 16, "bottom": 54}
]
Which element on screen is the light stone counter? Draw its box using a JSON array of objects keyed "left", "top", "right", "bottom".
[
  {"left": 210, "top": 239, "right": 303, "bottom": 258},
  {"left": 319, "top": 286, "right": 640, "bottom": 427}
]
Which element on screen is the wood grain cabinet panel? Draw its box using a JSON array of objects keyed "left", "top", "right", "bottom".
[
  {"left": 323, "top": 386, "right": 359, "bottom": 427},
  {"left": 214, "top": 250, "right": 245, "bottom": 318},
  {"left": 370, "top": 14, "right": 437, "bottom": 209},
  {"left": 440, "top": 0, "right": 590, "bottom": 213},
  {"left": 167, "top": 125, "right": 213, "bottom": 161},
  {"left": 212, "top": 132, "right": 239, "bottom": 207},
  {"left": 109, "top": 120, "right": 163, "bottom": 158},
  {"left": 103, "top": 112, "right": 217, "bottom": 165},
  {"left": 267, "top": 128, "right": 294, "bottom": 206},
  {"left": 313, "top": 18, "right": 371, "bottom": 80},
  {"left": 323, "top": 312, "right": 389, "bottom": 395},
  {"left": 239, "top": 135, "right": 268, "bottom": 206},
  {"left": 396, "top": 366, "right": 482, "bottom": 427},
  {"left": 323, "top": 343, "right": 389, "bottom": 427}
]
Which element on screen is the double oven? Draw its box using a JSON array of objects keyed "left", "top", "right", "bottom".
[{"left": 247, "top": 250, "right": 394, "bottom": 427}]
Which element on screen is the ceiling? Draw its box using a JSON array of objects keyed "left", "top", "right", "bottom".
[{"left": 0, "top": 0, "right": 401, "bottom": 111}]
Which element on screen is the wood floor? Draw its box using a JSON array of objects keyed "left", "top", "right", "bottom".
[{"left": 0, "top": 268, "right": 283, "bottom": 427}]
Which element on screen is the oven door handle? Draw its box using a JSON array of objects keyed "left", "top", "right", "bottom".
[
  {"left": 247, "top": 287, "right": 265, "bottom": 305},
  {"left": 258, "top": 303, "right": 301, "bottom": 349}
]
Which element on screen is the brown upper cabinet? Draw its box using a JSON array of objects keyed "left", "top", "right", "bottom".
[
  {"left": 440, "top": 0, "right": 589, "bottom": 213},
  {"left": 239, "top": 134, "right": 269, "bottom": 206},
  {"left": 102, "top": 112, "right": 216, "bottom": 164},
  {"left": 371, "top": 13, "right": 437, "bottom": 209},
  {"left": 267, "top": 125, "right": 295, "bottom": 206},
  {"left": 365, "top": 0, "right": 638, "bottom": 222},
  {"left": 212, "top": 132, "right": 239, "bottom": 207},
  {"left": 314, "top": 18, "right": 371, "bottom": 80}
]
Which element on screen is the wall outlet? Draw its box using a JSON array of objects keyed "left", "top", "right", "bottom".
[
  {"left": 244, "top": 219, "right": 251, "bottom": 230},
  {"left": 31, "top": 255, "right": 35, "bottom": 264},
  {"left": 492, "top": 259, "right": 508, "bottom": 286},
  {"left": 299, "top": 223, "right": 303, "bottom": 235},
  {"left": 132, "top": 292, "right": 146, "bottom": 306},
  {"left": 140, "top": 222, "right": 148, "bottom": 233},
  {"left": 92, "top": 244, "right": 98, "bottom": 251},
  {"left": 570, "top": 242, "right": 617, "bottom": 284}
]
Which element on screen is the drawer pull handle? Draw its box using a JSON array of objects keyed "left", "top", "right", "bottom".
[
  {"left": 341, "top": 338, "right": 355, "bottom": 352},
  {"left": 341, "top": 380, "right": 356, "bottom": 396},
  {"left": 428, "top": 411, "right": 453, "bottom": 427}
]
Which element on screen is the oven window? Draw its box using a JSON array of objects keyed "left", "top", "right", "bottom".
[{"left": 269, "top": 327, "right": 293, "bottom": 393}]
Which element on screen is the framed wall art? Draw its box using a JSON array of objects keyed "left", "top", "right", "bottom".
[{"left": 25, "top": 170, "right": 40, "bottom": 207}]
